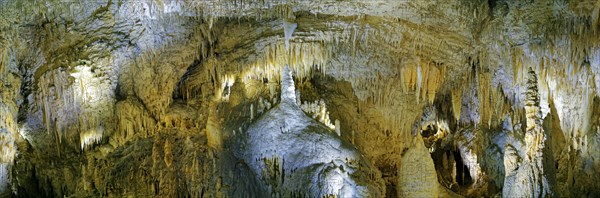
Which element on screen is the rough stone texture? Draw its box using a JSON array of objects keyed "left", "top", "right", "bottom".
[
  {"left": 397, "top": 137, "right": 439, "bottom": 197},
  {"left": 234, "top": 66, "right": 384, "bottom": 197},
  {"left": 0, "top": 0, "right": 600, "bottom": 197},
  {"left": 0, "top": 31, "right": 20, "bottom": 196},
  {"left": 503, "top": 68, "right": 552, "bottom": 197}
]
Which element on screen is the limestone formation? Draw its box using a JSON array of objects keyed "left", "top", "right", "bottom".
[
  {"left": 0, "top": 0, "right": 599, "bottom": 197},
  {"left": 235, "top": 66, "right": 384, "bottom": 197},
  {"left": 503, "top": 68, "right": 552, "bottom": 197}
]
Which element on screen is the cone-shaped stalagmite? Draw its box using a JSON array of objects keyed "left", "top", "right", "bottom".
[
  {"left": 234, "top": 65, "right": 384, "bottom": 196},
  {"left": 503, "top": 67, "right": 552, "bottom": 197}
]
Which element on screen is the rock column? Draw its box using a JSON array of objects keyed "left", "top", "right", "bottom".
[{"left": 503, "top": 67, "right": 552, "bottom": 197}]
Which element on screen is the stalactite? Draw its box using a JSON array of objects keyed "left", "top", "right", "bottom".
[
  {"left": 416, "top": 64, "right": 422, "bottom": 103},
  {"left": 300, "top": 99, "right": 335, "bottom": 129},
  {"left": 478, "top": 72, "right": 492, "bottom": 127},
  {"left": 241, "top": 42, "right": 329, "bottom": 87},
  {"left": 250, "top": 104, "right": 254, "bottom": 120},
  {"left": 283, "top": 19, "right": 297, "bottom": 51},
  {"left": 451, "top": 87, "right": 463, "bottom": 122},
  {"left": 80, "top": 127, "right": 103, "bottom": 150},
  {"left": 335, "top": 119, "right": 341, "bottom": 136}
]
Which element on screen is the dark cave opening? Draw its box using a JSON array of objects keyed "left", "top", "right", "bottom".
[
  {"left": 377, "top": 163, "right": 398, "bottom": 197},
  {"left": 420, "top": 124, "right": 437, "bottom": 138},
  {"left": 453, "top": 150, "right": 473, "bottom": 186},
  {"left": 429, "top": 147, "right": 474, "bottom": 194}
]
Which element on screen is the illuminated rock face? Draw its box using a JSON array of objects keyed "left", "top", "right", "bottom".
[
  {"left": 235, "top": 66, "right": 383, "bottom": 197},
  {"left": 2, "top": 0, "right": 600, "bottom": 197},
  {"left": 0, "top": 38, "right": 19, "bottom": 196},
  {"left": 503, "top": 68, "right": 552, "bottom": 197},
  {"left": 397, "top": 138, "right": 439, "bottom": 197}
]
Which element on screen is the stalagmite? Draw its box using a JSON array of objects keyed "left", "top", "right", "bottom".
[
  {"left": 206, "top": 104, "right": 222, "bottom": 150},
  {"left": 281, "top": 65, "right": 296, "bottom": 104},
  {"left": 258, "top": 97, "right": 265, "bottom": 114},
  {"left": 164, "top": 139, "right": 173, "bottom": 168},
  {"left": 503, "top": 67, "right": 552, "bottom": 197},
  {"left": 235, "top": 63, "right": 384, "bottom": 196},
  {"left": 398, "top": 137, "right": 439, "bottom": 197}
]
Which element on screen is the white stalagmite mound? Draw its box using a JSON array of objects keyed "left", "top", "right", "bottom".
[{"left": 234, "top": 65, "right": 384, "bottom": 197}]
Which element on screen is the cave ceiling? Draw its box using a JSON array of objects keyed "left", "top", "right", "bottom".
[{"left": 1, "top": 0, "right": 600, "bottom": 197}]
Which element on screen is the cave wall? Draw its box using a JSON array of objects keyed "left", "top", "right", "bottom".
[{"left": 0, "top": 0, "right": 599, "bottom": 197}]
